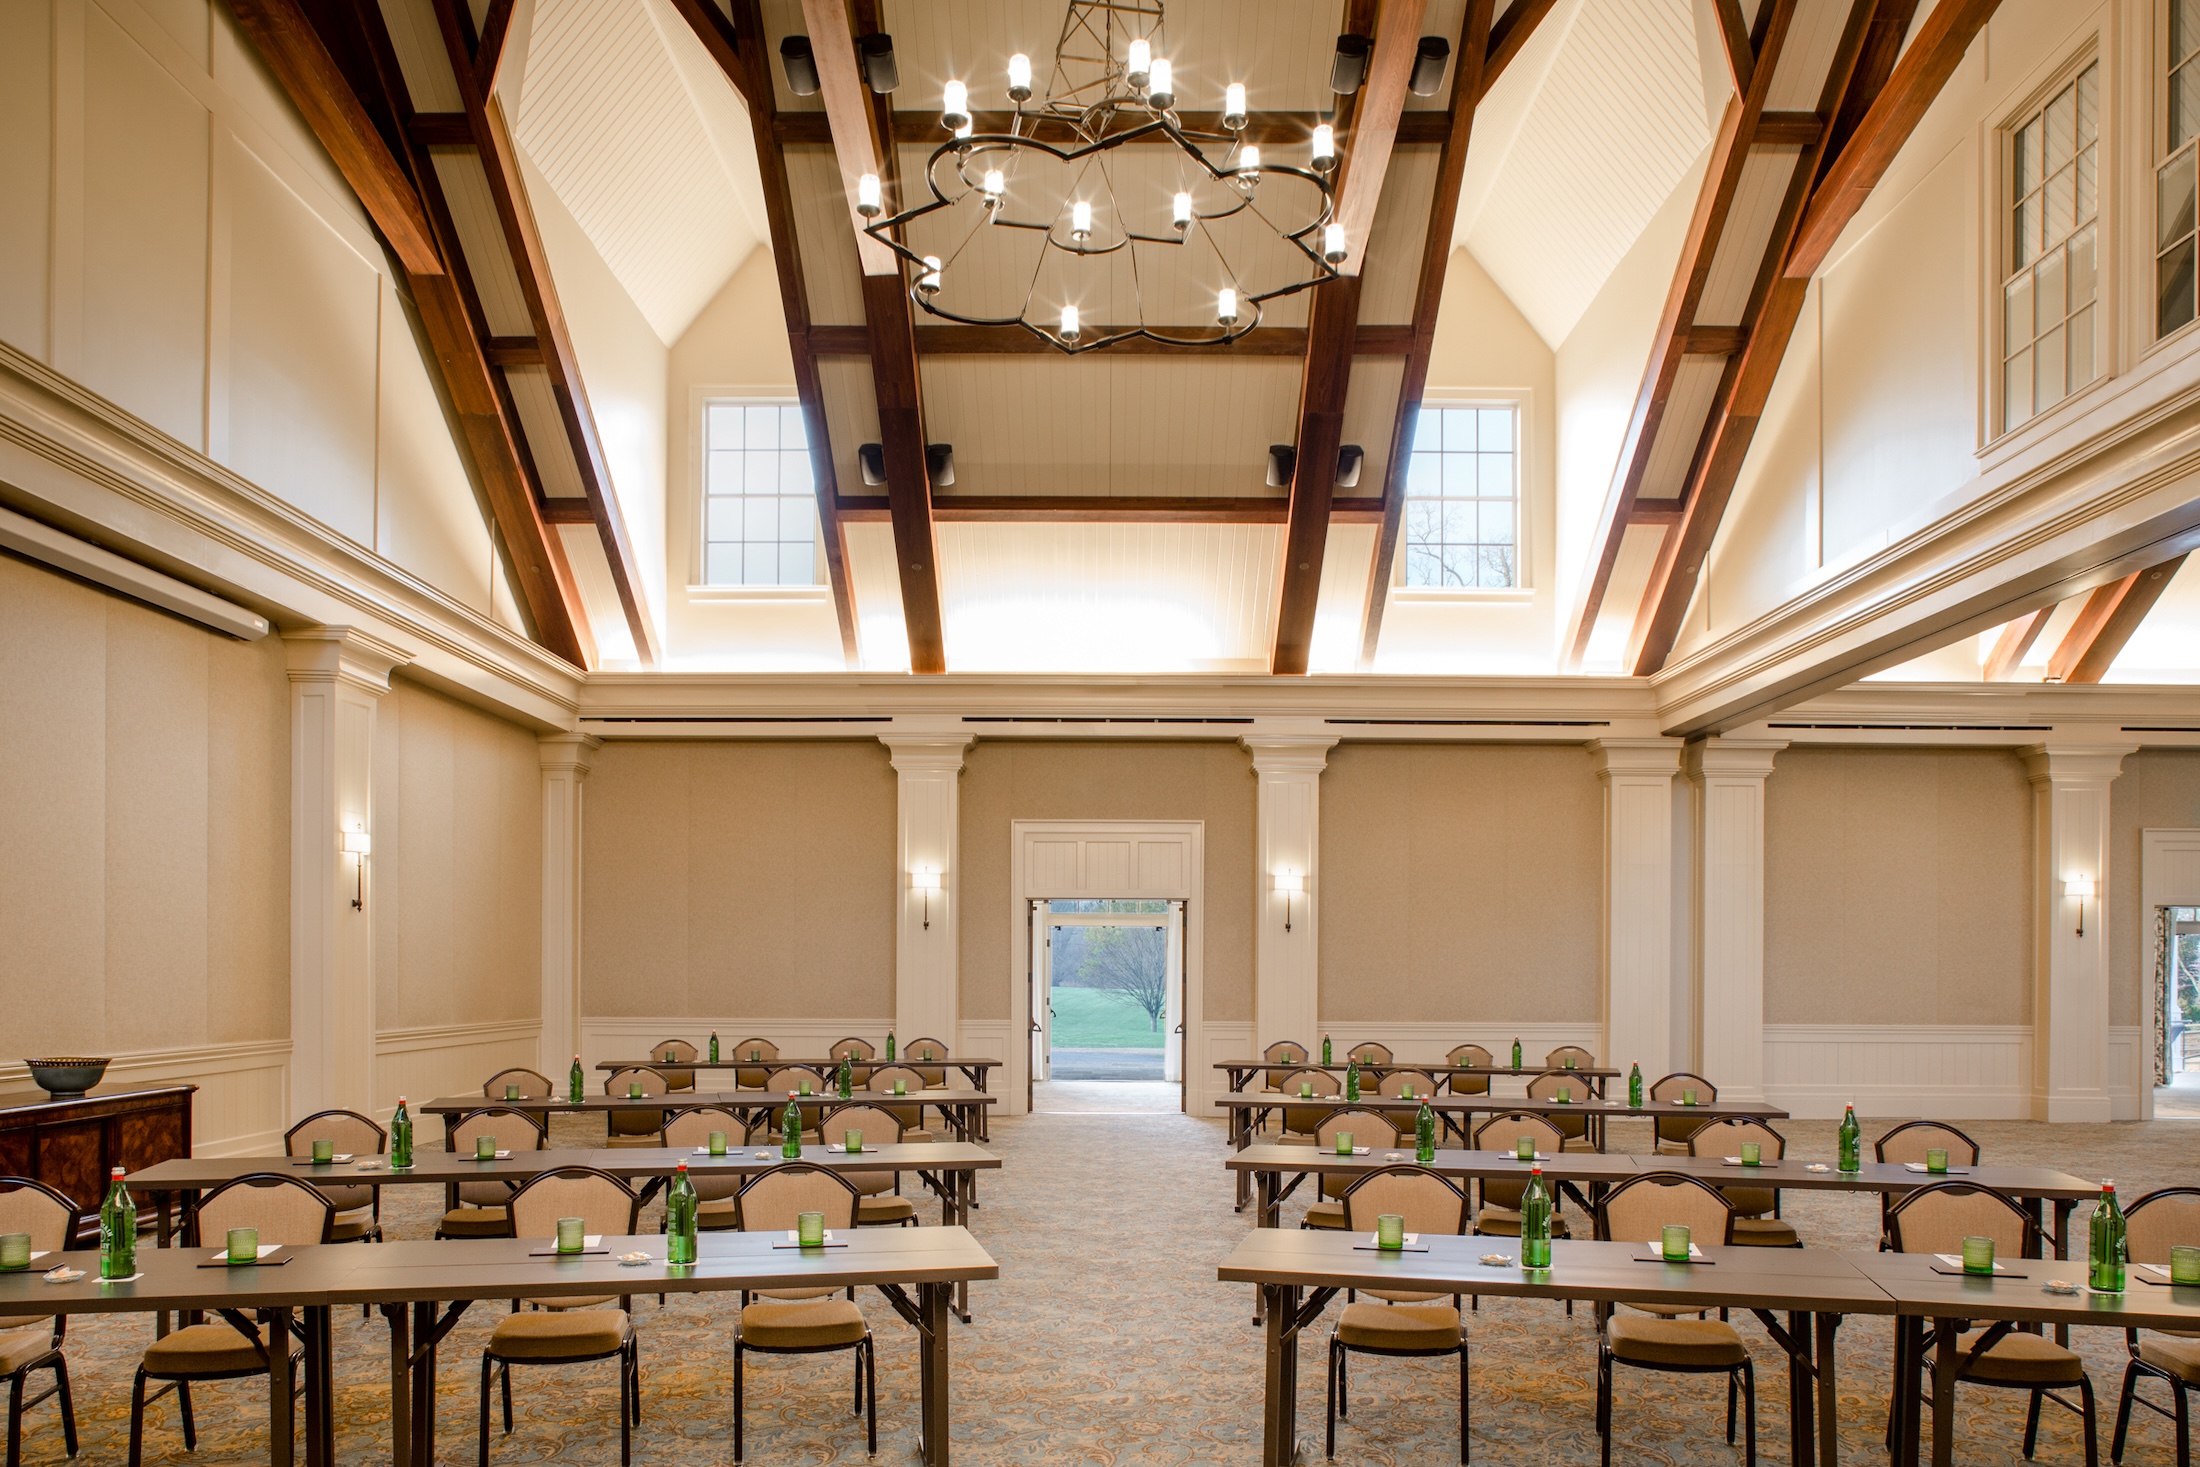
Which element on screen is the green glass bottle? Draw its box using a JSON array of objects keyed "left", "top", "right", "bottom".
[
  {"left": 1344, "top": 1056, "right": 1361, "bottom": 1102},
  {"left": 391, "top": 1096, "right": 414, "bottom": 1169},
  {"left": 1321, "top": 1036, "right": 1332, "bottom": 1065},
  {"left": 781, "top": 1092, "right": 803, "bottom": 1159},
  {"left": 885, "top": 1031, "right": 896, "bottom": 1061},
  {"left": 709, "top": 1031, "right": 720, "bottom": 1064},
  {"left": 1628, "top": 1063, "right": 1643, "bottom": 1108},
  {"left": 1520, "top": 1165, "right": 1552, "bottom": 1270},
  {"left": 2091, "top": 1181, "right": 2127, "bottom": 1293},
  {"left": 100, "top": 1167, "right": 136, "bottom": 1279},
  {"left": 569, "top": 1055, "right": 584, "bottom": 1103},
  {"left": 1836, "top": 1103, "right": 1862, "bottom": 1173},
  {"left": 838, "top": 1054, "right": 853, "bottom": 1100},
  {"left": 666, "top": 1162, "right": 698, "bottom": 1266},
  {"left": 1414, "top": 1100, "right": 1436, "bottom": 1163},
  {"left": 1510, "top": 1037, "right": 1522, "bottom": 1071}
]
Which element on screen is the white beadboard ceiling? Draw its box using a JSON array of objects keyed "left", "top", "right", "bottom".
[
  {"left": 1454, "top": 0, "right": 1712, "bottom": 347},
  {"left": 510, "top": 0, "right": 768, "bottom": 344}
]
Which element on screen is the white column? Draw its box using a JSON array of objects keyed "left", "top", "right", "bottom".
[
  {"left": 2023, "top": 742, "right": 2135, "bottom": 1122},
  {"left": 883, "top": 732, "right": 973, "bottom": 1044},
  {"left": 286, "top": 628, "right": 408, "bottom": 1119},
  {"left": 539, "top": 733, "right": 600, "bottom": 1075},
  {"left": 1244, "top": 733, "right": 1337, "bottom": 1053},
  {"left": 1591, "top": 739, "right": 1684, "bottom": 1080},
  {"left": 1687, "top": 738, "right": 1785, "bottom": 1104}
]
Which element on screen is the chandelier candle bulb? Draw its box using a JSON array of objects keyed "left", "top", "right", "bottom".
[
  {"left": 1148, "top": 57, "right": 1173, "bottom": 108},
  {"left": 1238, "top": 145, "right": 1261, "bottom": 182},
  {"left": 1216, "top": 287, "right": 1238, "bottom": 324},
  {"left": 1007, "top": 52, "right": 1032, "bottom": 101},
  {"left": 1126, "top": 37, "right": 1151, "bottom": 88},
  {"left": 1323, "top": 222, "right": 1347, "bottom": 262},
  {"left": 1059, "top": 305, "right": 1081, "bottom": 341},
  {"left": 1311, "top": 123, "right": 1336, "bottom": 171},
  {"left": 954, "top": 119, "right": 973, "bottom": 141},
  {"left": 856, "top": 172, "right": 882, "bottom": 217},
  {"left": 1224, "top": 82, "right": 1248, "bottom": 129},
  {"left": 982, "top": 168, "right": 1005, "bottom": 207},
  {"left": 1071, "top": 200, "right": 1093, "bottom": 241},
  {"left": 918, "top": 256, "right": 942, "bottom": 296},
  {"left": 941, "top": 79, "right": 969, "bottom": 130},
  {"left": 1173, "top": 191, "right": 1193, "bottom": 230}
]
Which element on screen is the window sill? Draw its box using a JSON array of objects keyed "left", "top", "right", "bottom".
[
  {"left": 1389, "top": 586, "right": 1534, "bottom": 604},
  {"left": 684, "top": 583, "right": 829, "bottom": 602}
]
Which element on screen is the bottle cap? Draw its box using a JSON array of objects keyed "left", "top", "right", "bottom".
[
  {"left": 111, "top": 1166, "right": 125, "bottom": 1177},
  {"left": 677, "top": 1160, "right": 688, "bottom": 1171},
  {"left": 2103, "top": 1180, "right": 2116, "bottom": 1192}
]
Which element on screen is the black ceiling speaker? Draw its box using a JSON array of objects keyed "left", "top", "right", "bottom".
[
  {"left": 926, "top": 444, "right": 955, "bottom": 486},
  {"left": 1330, "top": 34, "right": 1371, "bottom": 94},
  {"left": 1409, "top": 36, "right": 1451, "bottom": 97},
  {"left": 858, "top": 33, "right": 899, "bottom": 94},
  {"left": 1266, "top": 445, "right": 1297, "bottom": 488},
  {"left": 1336, "top": 444, "right": 1365, "bottom": 489},
  {"left": 779, "top": 36, "right": 820, "bottom": 97},
  {"left": 858, "top": 443, "right": 887, "bottom": 485}
]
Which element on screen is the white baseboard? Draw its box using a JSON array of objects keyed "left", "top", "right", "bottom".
[
  {"left": 0, "top": 1040, "right": 292, "bottom": 1157},
  {"left": 1196, "top": 1021, "right": 1256, "bottom": 1117},
  {"left": 374, "top": 1021, "right": 543, "bottom": 1124}
]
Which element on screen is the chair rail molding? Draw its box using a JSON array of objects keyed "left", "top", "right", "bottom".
[
  {"left": 0, "top": 1040, "right": 291, "bottom": 1157},
  {"left": 373, "top": 1021, "right": 544, "bottom": 1124}
]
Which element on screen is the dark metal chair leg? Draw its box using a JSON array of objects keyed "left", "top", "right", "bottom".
[
  {"left": 1727, "top": 1369, "right": 1737, "bottom": 1443},
  {"left": 477, "top": 1354, "right": 493, "bottom": 1467},
  {"left": 56, "top": 1355, "right": 77, "bottom": 1458},
  {"left": 128, "top": 1372, "right": 147, "bottom": 1467},
  {"left": 1741, "top": 1361, "right": 1756, "bottom": 1467},
  {"left": 733, "top": 1343, "right": 745, "bottom": 1464},
  {"left": 501, "top": 1359, "right": 513, "bottom": 1432},
  {"left": 1459, "top": 1338, "right": 1470, "bottom": 1466},
  {"left": 866, "top": 1337, "right": 877, "bottom": 1456},
  {"left": 1597, "top": 1348, "right": 1613, "bottom": 1467},
  {"left": 2178, "top": 1377, "right": 2193, "bottom": 1467},
  {"left": 2114, "top": 1360, "right": 2141, "bottom": 1463},
  {"left": 2082, "top": 1375, "right": 2101, "bottom": 1467},
  {"left": 177, "top": 1380, "right": 194, "bottom": 1452},
  {"left": 7, "top": 1371, "right": 21, "bottom": 1467},
  {"left": 1325, "top": 1339, "right": 1339, "bottom": 1459},
  {"left": 2026, "top": 1387, "right": 2044, "bottom": 1459}
]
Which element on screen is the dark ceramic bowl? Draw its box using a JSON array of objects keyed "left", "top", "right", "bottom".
[{"left": 23, "top": 1058, "right": 111, "bottom": 1099}]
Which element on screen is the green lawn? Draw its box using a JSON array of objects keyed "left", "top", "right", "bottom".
[{"left": 1048, "top": 986, "right": 1166, "bottom": 1049}]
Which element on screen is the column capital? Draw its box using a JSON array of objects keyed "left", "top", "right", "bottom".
[
  {"left": 538, "top": 732, "right": 603, "bottom": 778},
  {"left": 881, "top": 733, "right": 974, "bottom": 774},
  {"left": 1685, "top": 737, "right": 1787, "bottom": 780},
  {"left": 2020, "top": 742, "right": 2138, "bottom": 785},
  {"left": 1589, "top": 737, "right": 1684, "bottom": 780},
  {"left": 283, "top": 626, "right": 411, "bottom": 695},
  {"left": 1240, "top": 733, "right": 1338, "bottom": 776}
]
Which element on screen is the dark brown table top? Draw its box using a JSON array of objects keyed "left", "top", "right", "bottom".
[
  {"left": 129, "top": 1143, "right": 1000, "bottom": 1192},
  {"left": 1225, "top": 1143, "right": 1642, "bottom": 1184},
  {"left": 599, "top": 1057, "right": 999, "bottom": 1071},
  {"left": 1849, "top": 1249, "right": 2200, "bottom": 1329},
  {"left": 420, "top": 1090, "right": 997, "bottom": 1115},
  {"left": 0, "top": 1241, "right": 363, "bottom": 1314},
  {"left": 1217, "top": 1231, "right": 1898, "bottom": 1315},
  {"left": 1635, "top": 1155, "right": 2101, "bottom": 1201},
  {"left": 1219, "top": 1094, "right": 1786, "bottom": 1121},
  {"left": 1219, "top": 1061, "right": 1624, "bottom": 1080},
  {"left": 0, "top": 1084, "right": 198, "bottom": 1117}
]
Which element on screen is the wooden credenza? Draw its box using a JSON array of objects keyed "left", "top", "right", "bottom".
[{"left": 0, "top": 1085, "right": 195, "bottom": 1240}]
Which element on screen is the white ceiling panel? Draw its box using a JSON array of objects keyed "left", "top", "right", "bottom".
[
  {"left": 505, "top": 366, "right": 587, "bottom": 499},
  {"left": 1766, "top": 0, "right": 1851, "bottom": 112},
  {"left": 1638, "top": 354, "right": 1725, "bottom": 499},
  {"left": 1357, "top": 144, "right": 1438, "bottom": 324},
  {"left": 786, "top": 145, "right": 868, "bottom": 326},
  {"left": 817, "top": 356, "right": 882, "bottom": 499},
  {"left": 843, "top": 521, "right": 910, "bottom": 671},
  {"left": 1340, "top": 354, "right": 1405, "bottom": 498},
  {"left": 1695, "top": 145, "right": 1801, "bottom": 325},
  {"left": 556, "top": 522, "right": 638, "bottom": 665},
  {"left": 376, "top": 0, "right": 463, "bottom": 111},
  {"left": 431, "top": 151, "right": 534, "bottom": 336}
]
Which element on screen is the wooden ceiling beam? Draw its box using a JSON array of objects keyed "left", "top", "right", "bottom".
[
  {"left": 670, "top": 0, "right": 860, "bottom": 662},
  {"left": 834, "top": 496, "right": 1387, "bottom": 525},
  {"left": 426, "top": 0, "right": 661, "bottom": 666},
  {"left": 1982, "top": 606, "right": 2053, "bottom": 681},
  {"left": 2047, "top": 556, "right": 2189, "bottom": 683},
  {"left": 1711, "top": 0, "right": 1755, "bottom": 97},
  {"left": 1357, "top": 0, "right": 1512, "bottom": 666},
  {"left": 1482, "top": 0, "right": 1556, "bottom": 92}
]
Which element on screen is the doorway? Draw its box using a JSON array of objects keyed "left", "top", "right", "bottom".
[
  {"left": 1031, "top": 901, "right": 1185, "bottom": 1099},
  {"left": 2156, "top": 908, "right": 2200, "bottom": 1116}
]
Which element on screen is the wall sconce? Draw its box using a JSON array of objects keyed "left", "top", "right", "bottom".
[
  {"left": 2065, "top": 873, "right": 2094, "bottom": 936},
  {"left": 911, "top": 868, "right": 942, "bottom": 930},
  {"left": 342, "top": 827, "right": 372, "bottom": 911},
  {"left": 1271, "top": 871, "right": 1305, "bottom": 933}
]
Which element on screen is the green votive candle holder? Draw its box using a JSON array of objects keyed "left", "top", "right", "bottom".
[
  {"left": 923, "top": 1048, "right": 935, "bottom": 1061},
  {"left": 1563, "top": 1057, "right": 1576, "bottom": 1069},
  {"left": 1961, "top": 1235, "right": 1995, "bottom": 1274},
  {"left": 1739, "top": 1141, "right": 1761, "bottom": 1166},
  {"left": 0, "top": 1233, "right": 32, "bottom": 1271},
  {"left": 2172, "top": 1246, "right": 2200, "bottom": 1286},
  {"left": 1299, "top": 1082, "right": 1314, "bottom": 1099},
  {"left": 893, "top": 1080, "right": 907, "bottom": 1096},
  {"left": 1661, "top": 1224, "right": 1691, "bottom": 1261},
  {"left": 628, "top": 1082, "right": 644, "bottom": 1099},
  {"left": 555, "top": 1216, "right": 584, "bottom": 1254},
  {"left": 1334, "top": 1131, "right": 1354, "bottom": 1156},
  {"left": 1400, "top": 1084, "right": 1414, "bottom": 1099},
  {"left": 1926, "top": 1148, "right": 1949, "bottom": 1173},
  {"left": 1516, "top": 1136, "right": 1535, "bottom": 1160},
  {"left": 844, "top": 1129, "right": 863, "bottom": 1153},
  {"left": 797, "top": 1211, "right": 826, "bottom": 1247},
  {"left": 707, "top": 1131, "right": 728, "bottom": 1156},
  {"left": 477, "top": 1135, "right": 498, "bottom": 1160},
  {"left": 1376, "top": 1213, "right": 1405, "bottom": 1251},
  {"left": 750, "top": 1049, "right": 761, "bottom": 1062},
  {"left": 227, "top": 1226, "right": 258, "bottom": 1263},
  {"left": 799, "top": 1079, "right": 812, "bottom": 1096},
  {"left": 1556, "top": 1087, "right": 1571, "bottom": 1104},
  {"left": 1681, "top": 1089, "right": 1698, "bottom": 1106},
  {"left": 312, "top": 1138, "right": 334, "bottom": 1163}
]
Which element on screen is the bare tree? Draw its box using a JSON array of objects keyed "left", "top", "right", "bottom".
[{"left": 1078, "top": 925, "right": 1168, "bottom": 1032}]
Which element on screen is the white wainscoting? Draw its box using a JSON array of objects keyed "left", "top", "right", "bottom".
[
  {"left": 1195, "top": 1021, "right": 1256, "bottom": 1117},
  {"left": 374, "top": 1021, "right": 543, "bottom": 1125},
  {"left": 577, "top": 1018, "right": 898, "bottom": 1079},
  {"left": 1762, "top": 1024, "right": 2148, "bottom": 1120},
  {"left": 0, "top": 1040, "right": 293, "bottom": 1157}
]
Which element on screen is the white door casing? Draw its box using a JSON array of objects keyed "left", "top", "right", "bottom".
[{"left": 2141, "top": 828, "right": 2200, "bottom": 1120}]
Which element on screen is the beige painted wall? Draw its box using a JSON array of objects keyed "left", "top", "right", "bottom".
[
  {"left": 372, "top": 679, "right": 542, "bottom": 1031},
  {"left": 2110, "top": 751, "right": 2200, "bottom": 1028},
  {"left": 1765, "top": 747, "right": 2033, "bottom": 1025},
  {"left": 0, "top": 554, "right": 289, "bottom": 1059},
  {"left": 582, "top": 740, "right": 897, "bottom": 1017},
  {"left": 1319, "top": 744, "right": 1602, "bottom": 1023},
  {"left": 958, "top": 741, "right": 1257, "bottom": 1023}
]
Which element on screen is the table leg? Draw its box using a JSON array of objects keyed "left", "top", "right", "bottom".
[
  {"left": 304, "top": 1304, "right": 334, "bottom": 1467},
  {"left": 1894, "top": 1314, "right": 1921, "bottom": 1467},
  {"left": 263, "top": 1306, "right": 295, "bottom": 1467},
  {"left": 382, "top": 1304, "right": 411, "bottom": 1467},
  {"left": 1786, "top": 1310, "right": 1813, "bottom": 1467},
  {"left": 410, "top": 1301, "right": 437, "bottom": 1467},
  {"left": 1261, "top": 1283, "right": 1302, "bottom": 1467},
  {"left": 1930, "top": 1317, "right": 1957, "bottom": 1467},
  {"left": 1816, "top": 1312, "right": 1840, "bottom": 1467},
  {"left": 917, "top": 1280, "right": 951, "bottom": 1467}
]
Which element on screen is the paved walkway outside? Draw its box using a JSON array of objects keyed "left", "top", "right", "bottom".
[{"left": 1048, "top": 1046, "right": 1165, "bottom": 1080}]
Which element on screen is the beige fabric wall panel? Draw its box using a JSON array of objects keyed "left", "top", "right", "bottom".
[
  {"left": 1317, "top": 744, "right": 1601, "bottom": 1023},
  {"left": 0, "top": 555, "right": 288, "bottom": 1056},
  {"left": 373, "top": 680, "right": 543, "bottom": 1030},
  {"left": 1765, "top": 748, "right": 2033, "bottom": 1026},
  {"left": 957, "top": 741, "right": 1257, "bottom": 1023},
  {"left": 2110, "top": 752, "right": 2200, "bottom": 1028},
  {"left": 582, "top": 741, "right": 897, "bottom": 1018}
]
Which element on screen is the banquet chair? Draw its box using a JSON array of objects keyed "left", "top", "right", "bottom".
[
  {"left": 1468, "top": 1113, "right": 1571, "bottom": 1239},
  {"left": 732, "top": 1166, "right": 872, "bottom": 1462},
  {"left": 1326, "top": 1167, "right": 1470, "bottom": 1462},
  {"left": 1345, "top": 1042, "right": 1393, "bottom": 1065},
  {"left": 479, "top": 1169, "right": 642, "bottom": 1467},
  {"left": 1445, "top": 1044, "right": 1492, "bottom": 1096},
  {"left": 1687, "top": 1119, "right": 1799, "bottom": 1247},
  {"left": 1593, "top": 1173, "right": 1752, "bottom": 1467},
  {"left": 482, "top": 1069, "right": 553, "bottom": 1101},
  {"left": 1525, "top": 1071, "right": 1595, "bottom": 1151},
  {"left": 1884, "top": 1182, "right": 2096, "bottom": 1465},
  {"left": 1299, "top": 1109, "right": 1399, "bottom": 1230},
  {"left": 866, "top": 1066, "right": 936, "bottom": 1142},
  {"left": 1648, "top": 1072, "right": 1718, "bottom": 1154},
  {"left": 1277, "top": 1069, "right": 1343, "bottom": 1144},
  {"left": 1377, "top": 1070, "right": 1437, "bottom": 1100},
  {"left": 283, "top": 1109, "right": 387, "bottom": 1241},
  {"left": 904, "top": 1038, "right": 950, "bottom": 1089},
  {"left": 603, "top": 1068, "right": 670, "bottom": 1148},
  {"left": 661, "top": 1108, "right": 747, "bottom": 1229},
  {"left": 823, "top": 1103, "right": 922, "bottom": 1226},
  {"left": 0, "top": 1179, "right": 78, "bottom": 1467},
  {"left": 438, "top": 1108, "right": 548, "bottom": 1238},
  {"left": 2112, "top": 1187, "right": 2200, "bottom": 1464},
  {"left": 1262, "top": 1040, "right": 1312, "bottom": 1091},
  {"left": 647, "top": 1040, "right": 698, "bottom": 1092},
  {"left": 730, "top": 1038, "right": 779, "bottom": 1090},
  {"left": 828, "top": 1038, "right": 877, "bottom": 1087},
  {"left": 1545, "top": 1045, "right": 1597, "bottom": 1073},
  {"left": 1875, "top": 1119, "right": 1982, "bottom": 1167},
  {"left": 134, "top": 1175, "right": 330, "bottom": 1467}
]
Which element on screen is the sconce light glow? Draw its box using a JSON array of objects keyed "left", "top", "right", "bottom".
[
  {"left": 343, "top": 826, "right": 371, "bottom": 911},
  {"left": 2065, "top": 873, "right": 2095, "bottom": 935},
  {"left": 341, "top": 829, "right": 372, "bottom": 857},
  {"left": 1271, "top": 870, "right": 1304, "bottom": 932},
  {"left": 911, "top": 867, "right": 942, "bottom": 929}
]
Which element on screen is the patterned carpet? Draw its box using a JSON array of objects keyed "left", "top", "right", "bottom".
[{"left": 6, "top": 1097, "right": 2195, "bottom": 1465}]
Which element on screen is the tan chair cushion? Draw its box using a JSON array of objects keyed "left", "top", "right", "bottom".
[
  {"left": 1559, "top": 1136, "right": 1601, "bottom": 1152},
  {"left": 741, "top": 1298, "right": 867, "bottom": 1349},
  {"left": 857, "top": 1194, "right": 917, "bottom": 1225},
  {"left": 2140, "top": 1333, "right": 2200, "bottom": 1383},
  {"left": 1303, "top": 1199, "right": 1347, "bottom": 1230},
  {"left": 1721, "top": 1187, "right": 1778, "bottom": 1218},
  {"left": 488, "top": 1309, "right": 630, "bottom": 1360},
  {"left": 0, "top": 1314, "right": 53, "bottom": 1336},
  {"left": 1275, "top": 1134, "right": 1316, "bottom": 1148},
  {"left": 698, "top": 1197, "right": 739, "bottom": 1228},
  {"left": 523, "top": 1294, "right": 618, "bottom": 1312},
  {"left": 1473, "top": 1208, "right": 1570, "bottom": 1239},
  {"left": 1730, "top": 1216, "right": 1799, "bottom": 1247},
  {"left": 0, "top": 1323, "right": 54, "bottom": 1374},
  {"left": 1654, "top": 1139, "right": 1691, "bottom": 1156},
  {"left": 143, "top": 1322, "right": 275, "bottom": 1376},
  {"left": 1607, "top": 1314, "right": 1748, "bottom": 1367},
  {"left": 439, "top": 1206, "right": 509, "bottom": 1238},
  {"left": 1957, "top": 1328, "right": 2086, "bottom": 1386},
  {"left": 330, "top": 1205, "right": 378, "bottom": 1242},
  {"left": 1336, "top": 1302, "right": 1460, "bottom": 1350}
]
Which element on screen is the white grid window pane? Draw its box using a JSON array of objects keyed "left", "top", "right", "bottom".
[
  {"left": 2007, "top": 62, "right": 2100, "bottom": 428},
  {"left": 1402, "top": 402, "right": 1519, "bottom": 588},
  {"left": 702, "top": 399, "right": 820, "bottom": 586}
]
